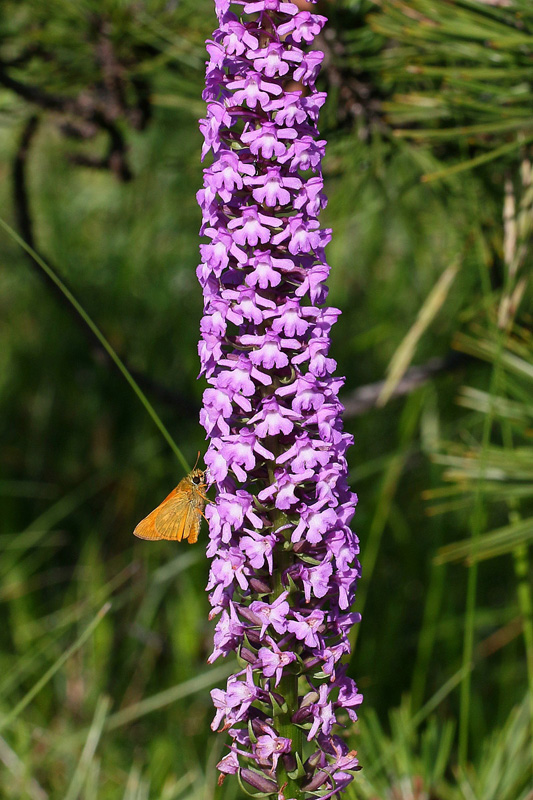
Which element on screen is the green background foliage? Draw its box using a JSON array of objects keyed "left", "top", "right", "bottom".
[{"left": 0, "top": 1, "right": 532, "bottom": 798}]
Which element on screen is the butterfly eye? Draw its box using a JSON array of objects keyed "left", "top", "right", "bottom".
[{"left": 192, "top": 474, "right": 202, "bottom": 485}]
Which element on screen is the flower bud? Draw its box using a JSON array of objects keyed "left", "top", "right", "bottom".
[{"left": 240, "top": 768, "right": 278, "bottom": 794}]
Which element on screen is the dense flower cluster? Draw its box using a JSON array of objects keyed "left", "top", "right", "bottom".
[{"left": 197, "top": 1, "right": 362, "bottom": 797}]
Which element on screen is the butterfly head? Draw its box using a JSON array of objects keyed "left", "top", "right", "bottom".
[{"left": 188, "top": 468, "right": 206, "bottom": 489}]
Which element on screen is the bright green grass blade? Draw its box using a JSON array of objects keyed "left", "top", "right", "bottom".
[{"left": 104, "top": 661, "right": 234, "bottom": 732}]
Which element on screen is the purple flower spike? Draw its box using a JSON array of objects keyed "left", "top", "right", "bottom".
[{"left": 198, "top": 1, "right": 362, "bottom": 797}]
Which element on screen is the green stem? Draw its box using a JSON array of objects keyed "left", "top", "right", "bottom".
[
  {"left": 265, "top": 437, "right": 303, "bottom": 799},
  {"left": 458, "top": 376, "right": 496, "bottom": 767},
  {"left": 410, "top": 556, "right": 446, "bottom": 713},
  {"left": 513, "top": 544, "right": 533, "bottom": 775},
  {"left": 274, "top": 551, "right": 303, "bottom": 800},
  {"left": 0, "top": 214, "right": 190, "bottom": 474},
  {"left": 458, "top": 215, "right": 504, "bottom": 770},
  {"left": 458, "top": 336, "right": 503, "bottom": 769},
  {"left": 501, "top": 418, "right": 533, "bottom": 776}
]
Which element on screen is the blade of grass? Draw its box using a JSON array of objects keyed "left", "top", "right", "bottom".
[
  {"left": 350, "top": 391, "right": 424, "bottom": 653},
  {"left": 160, "top": 772, "right": 196, "bottom": 800},
  {"left": 84, "top": 759, "right": 101, "bottom": 800},
  {"left": 0, "top": 215, "right": 190, "bottom": 474},
  {"left": 12, "top": 562, "right": 137, "bottom": 643},
  {"left": 501, "top": 409, "right": 533, "bottom": 776},
  {"left": 410, "top": 557, "right": 447, "bottom": 713},
  {"left": 103, "top": 661, "right": 234, "bottom": 732},
  {"left": 0, "top": 603, "right": 111, "bottom": 733},
  {"left": 0, "top": 476, "right": 106, "bottom": 579},
  {"left": 153, "top": 549, "right": 204, "bottom": 584},
  {"left": 0, "top": 735, "right": 48, "bottom": 800},
  {"left": 459, "top": 326, "right": 505, "bottom": 769},
  {"left": 123, "top": 765, "right": 144, "bottom": 800},
  {"left": 378, "top": 260, "right": 460, "bottom": 406},
  {"left": 364, "top": 612, "right": 523, "bottom": 784},
  {"left": 435, "top": 515, "right": 533, "bottom": 564},
  {"left": 0, "top": 619, "right": 77, "bottom": 700},
  {"left": 0, "top": 480, "right": 56, "bottom": 499},
  {"left": 514, "top": 543, "right": 533, "bottom": 776},
  {"left": 363, "top": 662, "right": 470, "bottom": 783},
  {"left": 422, "top": 137, "right": 533, "bottom": 183},
  {"left": 394, "top": 120, "right": 533, "bottom": 141},
  {"left": 64, "top": 695, "right": 111, "bottom": 800}
]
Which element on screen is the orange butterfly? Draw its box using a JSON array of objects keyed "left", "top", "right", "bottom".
[{"left": 133, "top": 468, "right": 208, "bottom": 544}]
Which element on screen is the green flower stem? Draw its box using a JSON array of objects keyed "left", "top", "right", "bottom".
[
  {"left": 459, "top": 234, "right": 505, "bottom": 770},
  {"left": 266, "top": 430, "right": 304, "bottom": 800},
  {"left": 277, "top": 672, "right": 304, "bottom": 799},
  {"left": 513, "top": 543, "right": 533, "bottom": 773},
  {"left": 274, "top": 548, "right": 304, "bottom": 800}
]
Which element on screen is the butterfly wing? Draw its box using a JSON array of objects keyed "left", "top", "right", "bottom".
[
  {"left": 133, "top": 473, "right": 206, "bottom": 543},
  {"left": 184, "top": 501, "right": 202, "bottom": 544},
  {"left": 154, "top": 492, "right": 194, "bottom": 541},
  {"left": 133, "top": 484, "right": 184, "bottom": 541},
  {"left": 133, "top": 505, "right": 164, "bottom": 540}
]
